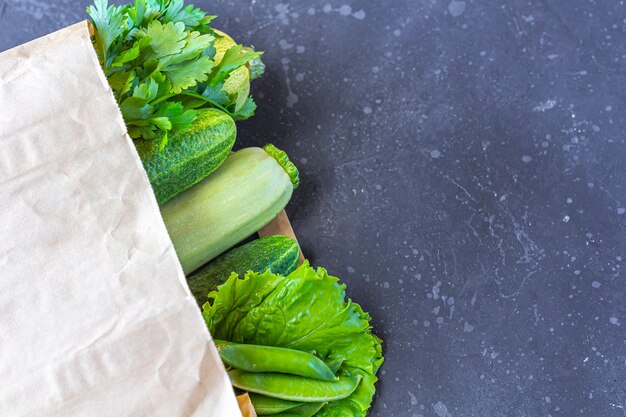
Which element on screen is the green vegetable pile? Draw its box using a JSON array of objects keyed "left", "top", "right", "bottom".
[
  {"left": 204, "top": 262, "right": 383, "bottom": 417},
  {"left": 87, "top": 0, "right": 262, "bottom": 145},
  {"left": 87, "top": 1, "right": 384, "bottom": 415}
]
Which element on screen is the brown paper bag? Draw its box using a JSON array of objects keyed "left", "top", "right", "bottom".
[{"left": 0, "top": 22, "right": 241, "bottom": 417}]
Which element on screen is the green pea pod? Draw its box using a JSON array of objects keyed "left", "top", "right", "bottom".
[
  {"left": 273, "top": 402, "right": 326, "bottom": 417},
  {"left": 213, "top": 339, "right": 235, "bottom": 348},
  {"left": 215, "top": 340, "right": 317, "bottom": 358},
  {"left": 249, "top": 394, "right": 303, "bottom": 415},
  {"left": 219, "top": 344, "right": 336, "bottom": 381},
  {"left": 325, "top": 358, "right": 344, "bottom": 374},
  {"left": 229, "top": 370, "right": 362, "bottom": 402}
]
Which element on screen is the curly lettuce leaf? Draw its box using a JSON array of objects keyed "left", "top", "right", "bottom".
[{"left": 203, "top": 262, "right": 383, "bottom": 417}]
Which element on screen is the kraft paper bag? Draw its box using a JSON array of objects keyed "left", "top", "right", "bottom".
[{"left": 0, "top": 21, "right": 241, "bottom": 417}]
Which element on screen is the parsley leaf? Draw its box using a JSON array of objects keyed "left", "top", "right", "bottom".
[
  {"left": 86, "top": 0, "right": 125, "bottom": 63},
  {"left": 230, "top": 96, "right": 257, "bottom": 121},
  {"left": 141, "top": 21, "right": 187, "bottom": 60},
  {"left": 163, "top": 55, "right": 213, "bottom": 93},
  {"left": 107, "top": 69, "right": 134, "bottom": 93},
  {"left": 158, "top": 31, "right": 214, "bottom": 68},
  {"left": 198, "top": 81, "right": 231, "bottom": 107},
  {"left": 243, "top": 47, "right": 265, "bottom": 80},
  {"left": 163, "top": 0, "right": 208, "bottom": 27},
  {"left": 208, "top": 44, "right": 262, "bottom": 86},
  {"left": 110, "top": 36, "right": 149, "bottom": 69}
]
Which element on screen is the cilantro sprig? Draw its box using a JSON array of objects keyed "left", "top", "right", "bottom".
[{"left": 87, "top": 0, "right": 263, "bottom": 143}]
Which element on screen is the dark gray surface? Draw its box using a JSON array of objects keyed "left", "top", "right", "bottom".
[{"left": 2, "top": 1, "right": 626, "bottom": 416}]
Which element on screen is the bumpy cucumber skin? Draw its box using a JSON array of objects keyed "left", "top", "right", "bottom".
[
  {"left": 161, "top": 147, "right": 295, "bottom": 274},
  {"left": 187, "top": 235, "right": 300, "bottom": 306},
  {"left": 134, "top": 108, "right": 236, "bottom": 205}
]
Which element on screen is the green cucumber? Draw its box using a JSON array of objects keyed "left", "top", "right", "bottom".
[
  {"left": 134, "top": 108, "right": 236, "bottom": 204},
  {"left": 161, "top": 145, "right": 299, "bottom": 274},
  {"left": 187, "top": 235, "right": 300, "bottom": 306}
]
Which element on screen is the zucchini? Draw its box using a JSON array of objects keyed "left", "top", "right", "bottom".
[
  {"left": 161, "top": 144, "right": 299, "bottom": 274},
  {"left": 187, "top": 235, "right": 300, "bottom": 306},
  {"left": 134, "top": 108, "right": 236, "bottom": 204}
]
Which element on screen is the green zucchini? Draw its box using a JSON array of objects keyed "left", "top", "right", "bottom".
[
  {"left": 187, "top": 235, "right": 300, "bottom": 306},
  {"left": 134, "top": 108, "right": 236, "bottom": 204},
  {"left": 161, "top": 144, "right": 299, "bottom": 274}
]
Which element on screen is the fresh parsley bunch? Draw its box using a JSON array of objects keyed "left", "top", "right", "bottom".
[{"left": 87, "top": 0, "right": 262, "bottom": 143}]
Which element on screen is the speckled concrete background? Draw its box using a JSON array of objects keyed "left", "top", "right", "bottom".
[{"left": 2, "top": 1, "right": 626, "bottom": 416}]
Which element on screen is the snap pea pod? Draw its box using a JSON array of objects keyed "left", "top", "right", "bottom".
[
  {"left": 249, "top": 394, "right": 303, "bottom": 415},
  {"left": 273, "top": 402, "right": 326, "bottom": 417},
  {"left": 229, "top": 370, "right": 361, "bottom": 402},
  {"left": 213, "top": 339, "right": 234, "bottom": 348},
  {"left": 214, "top": 340, "right": 317, "bottom": 356},
  {"left": 325, "top": 358, "right": 344, "bottom": 374},
  {"left": 219, "top": 344, "right": 336, "bottom": 381}
]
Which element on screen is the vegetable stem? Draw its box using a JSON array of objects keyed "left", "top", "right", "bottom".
[{"left": 153, "top": 91, "right": 232, "bottom": 115}]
